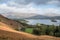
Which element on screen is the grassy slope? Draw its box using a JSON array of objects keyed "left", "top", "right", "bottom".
[
  {"left": 0, "top": 22, "right": 60, "bottom": 40},
  {"left": 25, "top": 28, "right": 33, "bottom": 33}
]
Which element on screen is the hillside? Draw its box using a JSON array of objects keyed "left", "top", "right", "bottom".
[
  {"left": 52, "top": 16, "right": 60, "bottom": 19},
  {"left": 0, "top": 14, "right": 60, "bottom": 40},
  {"left": 0, "top": 22, "right": 37, "bottom": 40},
  {"left": 26, "top": 15, "right": 50, "bottom": 19},
  {"left": 3, "top": 13, "right": 60, "bottom": 19},
  {"left": 0, "top": 14, "right": 24, "bottom": 30},
  {"left": 0, "top": 22, "right": 60, "bottom": 40}
]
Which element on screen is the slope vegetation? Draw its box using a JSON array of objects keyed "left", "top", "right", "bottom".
[
  {"left": 0, "top": 14, "right": 60, "bottom": 40},
  {"left": 0, "top": 22, "right": 60, "bottom": 40}
]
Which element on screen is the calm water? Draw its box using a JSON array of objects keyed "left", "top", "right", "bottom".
[{"left": 25, "top": 19, "right": 60, "bottom": 26}]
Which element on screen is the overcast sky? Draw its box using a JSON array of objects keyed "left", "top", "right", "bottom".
[{"left": 0, "top": 0, "right": 60, "bottom": 15}]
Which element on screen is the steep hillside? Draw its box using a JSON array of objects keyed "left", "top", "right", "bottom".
[
  {"left": 0, "top": 22, "right": 36, "bottom": 40},
  {"left": 0, "top": 14, "right": 24, "bottom": 30},
  {"left": 0, "top": 22, "right": 60, "bottom": 40}
]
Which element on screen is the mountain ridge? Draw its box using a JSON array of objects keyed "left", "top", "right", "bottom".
[{"left": 1, "top": 13, "right": 60, "bottom": 19}]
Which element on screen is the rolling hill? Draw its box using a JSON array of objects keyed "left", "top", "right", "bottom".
[{"left": 0, "top": 22, "right": 60, "bottom": 40}]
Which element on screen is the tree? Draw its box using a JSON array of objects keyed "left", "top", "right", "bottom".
[
  {"left": 32, "top": 28, "right": 41, "bottom": 35},
  {"left": 45, "top": 26, "right": 50, "bottom": 35},
  {"left": 20, "top": 27, "right": 26, "bottom": 32},
  {"left": 53, "top": 26, "right": 60, "bottom": 37}
]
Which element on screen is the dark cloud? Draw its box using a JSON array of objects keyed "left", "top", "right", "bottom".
[
  {"left": 32, "top": 0, "right": 50, "bottom": 5},
  {"left": 12, "top": 0, "right": 60, "bottom": 4},
  {"left": 0, "top": 0, "right": 60, "bottom": 7},
  {"left": 0, "top": 0, "right": 10, "bottom": 4},
  {"left": 11, "top": 0, "right": 31, "bottom": 5},
  {"left": 11, "top": 0, "right": 51, "bottom": 5},
  {"left": 57, "top": 0, "right": 60, "bottom": 7}
]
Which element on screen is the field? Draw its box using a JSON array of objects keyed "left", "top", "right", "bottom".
[{"left": 25, "top": 28, "right": 33, "bottom": 34}]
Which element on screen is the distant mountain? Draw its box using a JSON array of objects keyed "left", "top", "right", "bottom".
[
  {"left": 6, "top": 14, "right": 60, "bottom": 19},
  {"left": 5, "top": 13, "right": 39, "bottom": 19},
  {"left": 5, "top": 13, "right": 50, "bottom": 19},
  {"left": 43, "top": 13, "right": 60, "bottom": 17},
  {"left": 26, "top": 15, "right": 50, "bottom": 19},
  {"left": 25, "top": 13, "right": 60, "bottom": 19},
  {"left": 1, "top": 13, "right": 60, "bottom": 19},
  {"left": 51, "top": 16, "right": 60, "bottom": 19}
]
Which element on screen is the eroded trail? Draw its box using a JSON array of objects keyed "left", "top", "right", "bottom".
[{"left": 0, "top": 22, "right": 60, "bottom": 40}]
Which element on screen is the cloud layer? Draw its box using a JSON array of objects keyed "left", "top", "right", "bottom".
[
  {"left": 7, "top": 0, "right": 60, "bottom": 6},
  {"left": 0, "top": 0, "right": 60, "bottom": 16}
]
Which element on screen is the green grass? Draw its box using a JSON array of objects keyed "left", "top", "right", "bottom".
[{"left": 25, "top": 28, "right": 33, "bottom": 34}]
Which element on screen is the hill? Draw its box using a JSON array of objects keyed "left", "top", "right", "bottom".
[
  {"left": 0, "top": 14, "right": 24, "bottom": 30},
  {"left": 2, "top": 13, "right": 60, "bottom": 19},
  {"left": 0, "top": 14, "right": 60, "bottom": 40},
  {"left": 5, "top": 13, "right": 39, "bottom": 19},
  {"left": 0, "top": 22, "right": 60, "bottom": 40},
  {"left": 26, "top": 15, "right": 50, "bottom": 19},
  {"left": 25, "top": 15, "right": 60, "bottom": 19},
  {"left": 52, "top": 16, "right": 60, "bottom": 19}
]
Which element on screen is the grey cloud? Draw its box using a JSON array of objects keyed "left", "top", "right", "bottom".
[
  {"left": 0, "top": 0, "right": 10, "bottom": 4},
  {"left": 11, "top": 0, "right": 60, "bottom": 4},
  {"left": 32, "top": 0, "right": 50, "bottom": 5},
  {"left": 0, "top": 0, "right": 60, "bottom": 7},
  {"left": 11, "top": 0, "right": 31, "bottom": 5},
  {"left": 9, "top": 0, "right": 60, "bottom": 7},
  {"left": 0, "top": 0, "right": 60, "bottom": 5},
  {"left": 11, "top": 0, "right": 51, "bottom": 5}
]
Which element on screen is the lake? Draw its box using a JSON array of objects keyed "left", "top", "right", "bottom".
[{"left": 25, "top": 19, "right": 60, "bottom": 26}]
